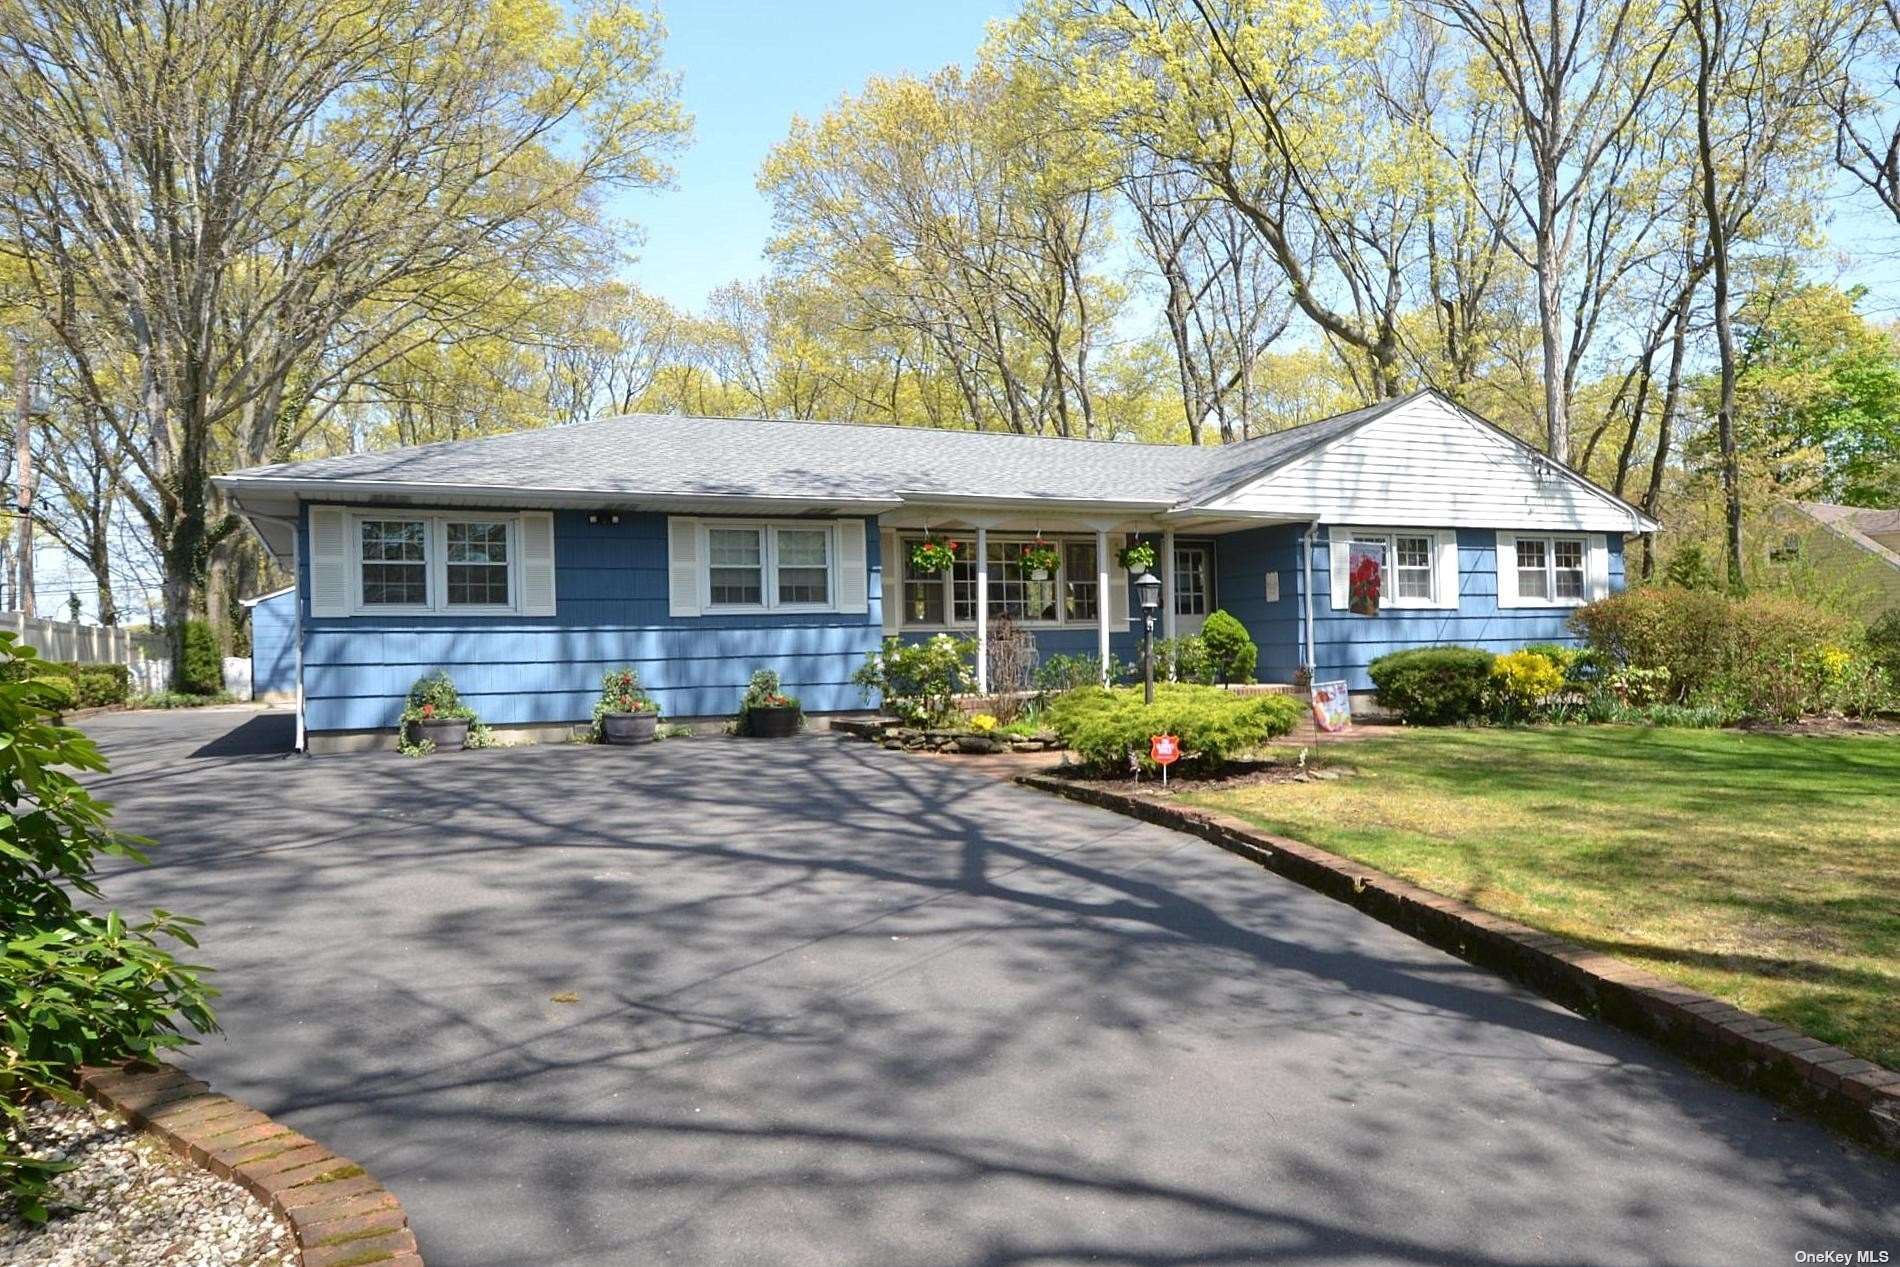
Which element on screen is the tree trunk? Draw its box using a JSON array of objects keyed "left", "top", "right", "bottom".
[{"left": 1692, "top": 0, "right": 1745, "bottom": 588}]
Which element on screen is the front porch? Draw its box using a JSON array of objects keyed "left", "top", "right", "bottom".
[{"left": 877, "top": 508, "right": 1313, "bottom": 693}]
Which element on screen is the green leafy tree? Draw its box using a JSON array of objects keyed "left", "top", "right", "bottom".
[{"left": 0, "top": 635, "right": 216, "bottom": 1219}]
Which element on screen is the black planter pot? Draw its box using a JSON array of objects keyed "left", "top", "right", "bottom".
[
  {"left": 409, "top": 717, "right": 469, "bottom": 751},
  {"left": 746, "top": 705, "right": 801, "bottom": 738},
  {"left": 601, "top": 711, "right": 659, "bottom": 744}
]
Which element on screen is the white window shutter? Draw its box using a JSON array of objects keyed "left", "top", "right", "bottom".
[
  {"left": 1435, "top": 531, "right": 1461, "bottom": 609},
  {"left": 837, "top": 520, "right": 868, "bottom": 613},
  {"left": 879, "top": 528, "right": 899, "bottom": 633},
  {"left": 308, "top": 506, "right": 350, "bottom": 617},
  {"left": 518, "top": 512, "right": 556, "bottom": 616},
  {"left": 667, "top": 517, "right": 700, "bottom": 617},
  {"left": 1495, "top": 531, "right": 1521, "bottom": 609},
  {"left": 1107, "top": 536, "right": 1130, "bottom": 626},
  {"left": 1587, "top": 533, "right": 1611, "bottom": 601},
  {"left": 1328, "top": 533, "right": 1350, "bottom": 611}
]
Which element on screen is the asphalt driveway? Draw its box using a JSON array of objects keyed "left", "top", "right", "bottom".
[{"left": 78, "top": 708, "right": 1899, "bottom": 1267}]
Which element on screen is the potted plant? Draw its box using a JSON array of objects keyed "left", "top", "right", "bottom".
[
  {"left": 910, "top": 537, "right": 960, "bottom": 575},
  {"left": 1019, "top": 538, "right": 1061, "bottom": 579},
  {"left": 592, "top": 667, "right": 660, "bottom": 744},
  {"left": 739, "top": 668, "right": 801, "bottom": 737},
  {"left": 401, "top": 669, "right": 476, "bottom": 752},
  {"left": 1118, "top": 540, "right": 1157, "bottom": 573}
]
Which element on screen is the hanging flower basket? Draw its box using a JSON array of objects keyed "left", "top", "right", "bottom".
[
  {"left": 1019, "top": 539, "right": 1061, "bottom": 577},
  {"left": 910, "top": 537, "right": 960, "bottom": 575},
  {"left": 1118, "top": 541, "right": 1157, "bottom": 573}
]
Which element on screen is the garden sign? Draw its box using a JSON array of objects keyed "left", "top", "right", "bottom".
[
  {"left": 1311, "top": 680, "right": 1352, "bottom": 733},
  {"left": 1150, "top": 732, "right": 1180, "bottom": 785}
]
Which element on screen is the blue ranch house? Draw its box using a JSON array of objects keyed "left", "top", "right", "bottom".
[{"left": 215, "top": 389, "right": 1657, "bottom": 752}]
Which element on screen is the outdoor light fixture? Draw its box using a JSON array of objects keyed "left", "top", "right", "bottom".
[{"left": 1135, "top": 570, "right": 1162, "bottom": 703}]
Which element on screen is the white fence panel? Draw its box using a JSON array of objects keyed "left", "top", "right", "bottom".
[{"left": 1, "top": 611, "right": 166, "bottom": 670}]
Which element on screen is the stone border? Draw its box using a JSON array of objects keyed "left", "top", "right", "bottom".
[
  {"left": 1016, "top": 772, "right": 1900, "bottom": 1158},
  {"left": 76, "top": 1062, "right": 422, "bottom": 1266}
]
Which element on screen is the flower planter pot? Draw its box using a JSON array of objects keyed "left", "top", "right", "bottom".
[
  {"left": 601, "top": 711, "right": 659, "bottom": 744},
  {"left": 409, "top": 718, "right": 468, "bottom": 751},
  {"left": 746, "top": 705, "right": 801, "bottom": 738}
]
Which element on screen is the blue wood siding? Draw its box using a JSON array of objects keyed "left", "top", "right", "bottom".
[
  {"left": 1300, "top": 526, "right": 1622, "bottom": 691},
  {"left": 1213, "top": 526, "right": 1303, "bottom": 683},
  {"left": 249, "top": 591, "right": 298, "bottom": 698},
  {"left": 297, "top": 507, "right": 883, "bottom": 732}
]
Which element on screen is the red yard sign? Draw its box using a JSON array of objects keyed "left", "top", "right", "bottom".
[{"left": 1150, "top": 734, "right": 1180, "bottom": 765}]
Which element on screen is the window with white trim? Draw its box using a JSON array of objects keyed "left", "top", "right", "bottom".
[
  {"left": 1342, "top": 529, "right": 1445, "bottom": 608},
  {"left": 701, "top": 521, "right": 840, "bottom": 612},
  {"left": 360, "top": 519, "right": 428, "bottom": 607},
  {"left": 1174, "top": 545, "right": 1210, "bottom": 617},
  {"left": 897, "top": 534, "right": 1111, "bottom": 628},
  {"left": 353, "top": 513, "right": 523, "bottom": 613},
  {"left": 446, "top": 521, "right": 510, "bottom": 606},
  {"left": 775, "top": 527, "right": 830, "bottom": 605},
  {"left": 708, "top": 528, "right": 764, "bottom": 606},
  {"left": 1515, "top": 535, "right": 1587, "bottom": 604}
]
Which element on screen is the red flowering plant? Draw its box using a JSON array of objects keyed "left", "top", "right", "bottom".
[
  {"left": 1019, "top": 539, "right": 1061, "bottom": 574},
  {"left": 909, "top": 537, "right": 960, "bottom": 574},
  {"left": 399, "top": 669, "right": 476, "bottom": 725},
  {"left": 739, "top": 668, "right": 801, "bottom": 727},
  {"left": 592, "top": 667, "right": 657, "bottom": 735},
  {"left": 1347, "top": 547, "right": 1383, "bottom": 617}
]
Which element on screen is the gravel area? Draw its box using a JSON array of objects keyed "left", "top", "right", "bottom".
[{"left": 1, "top": 1098, "right": 295, "bottom": 1267}]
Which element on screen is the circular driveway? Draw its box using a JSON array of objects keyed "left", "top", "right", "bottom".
[{"left": 80, "top": 708, "right": 1900, "bottom": 1266}]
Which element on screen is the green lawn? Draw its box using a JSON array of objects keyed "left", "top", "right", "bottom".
[{"left": 1185, "top": 726, "right": 1900, "bottom": 1071}]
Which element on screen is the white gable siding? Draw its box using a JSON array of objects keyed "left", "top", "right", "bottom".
[{"left": 1206, "top": 395, "right": 1643, "bottom": 533}]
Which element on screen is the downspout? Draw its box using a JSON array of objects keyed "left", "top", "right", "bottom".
[
  {"left": 1301, "top": 521, "right": 1320, "bottom": 681},
  {"left": 244, "top": 511, "right": 306, "bottom": 754}
]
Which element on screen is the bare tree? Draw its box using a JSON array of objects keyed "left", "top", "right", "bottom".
[
  {"left": 1832, "top": 2, "right": 1900, "bottom": 223},
  {"left": 0, "top": 0, "right": 685, "bottom": 677}
]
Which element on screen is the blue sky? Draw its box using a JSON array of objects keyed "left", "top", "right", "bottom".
[{"left": 611, "top": 0, "right": 1010, "bottom": 310}]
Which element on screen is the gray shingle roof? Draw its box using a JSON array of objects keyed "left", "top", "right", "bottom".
[{"left": 219, "top": 398, "right": 1416, "bottom": 509}]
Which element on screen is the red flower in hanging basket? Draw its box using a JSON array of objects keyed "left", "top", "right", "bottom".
[
  {"left": 1019, "top": 539, "right": 1061, "bottom": 574},
  {"left": 910, "top": 537, "right": 959, "bottom": 574}
]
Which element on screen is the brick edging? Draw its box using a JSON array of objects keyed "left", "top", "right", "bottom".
[
  {"left": 1015, "top": 772, "right": 1900, "bottom": 1158},
  {"left": 76, "top": 1062, "right": 422, "bottom": 1266}
]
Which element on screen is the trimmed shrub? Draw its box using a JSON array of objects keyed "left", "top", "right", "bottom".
[
  {"left": 1368, "top": 646, "right": 1496, "bottom": 725},
  {"left": 176, "top": 620, "right": 223, "bottom": 695},
  {"left": 1045, "top": 683, "right": 1302, "bottom": 776},
  {"left": 1200, "top": 610, "right": 1257, "bottom": 684}
]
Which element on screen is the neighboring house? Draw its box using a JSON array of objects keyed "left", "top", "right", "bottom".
[
  {"left": 243, "top": 587, "right": 299, "bottom": 702},
  {"left": 213, "top": 388, "right": 1656, "bottom": 752},
  {"left": 1766, "top": 502, "right": 1900, "bottom": 622}
]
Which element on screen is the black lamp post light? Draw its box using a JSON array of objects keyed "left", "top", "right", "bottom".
[{"left": 1134, "top": 570, "right": 1162, "bottom": 704}]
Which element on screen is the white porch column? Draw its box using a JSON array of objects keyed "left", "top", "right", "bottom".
[
  {"left": 975, "top": 525, "right": 989, "bottom": 694},
  {"left": 1161, "top": 527, "right": 1176, "bottom": 676},
  {"left": 1096, "top": 527, "right": 1111, "bottom": 683}
]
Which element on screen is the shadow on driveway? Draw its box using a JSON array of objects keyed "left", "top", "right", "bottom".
[{"left": 75, "top": 709, "right": 1900, "bottom": 1267}]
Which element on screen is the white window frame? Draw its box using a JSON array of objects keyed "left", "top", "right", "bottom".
[
  {"left": 1335, "top": 527, "right": 1456, "bottom": 610},
  {"left": 1510, "top": 533, "right": 1591, "bottom": 608},
  {"left": 1173, "top": 543, "right": 1212, "bottom": 619},
  {"left": 349, "top": 511, "right": 522, "bottom": 617},
  {"left": 895, "top": 532, "right": 1102, "bottom": 630},
  {"left": 699, "top": 520, "right": 843, "bottom": 614}
]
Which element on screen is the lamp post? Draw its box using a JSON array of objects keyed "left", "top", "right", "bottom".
[{"left": 1134, "top": 570, "right": 1162, "bottom": 704}]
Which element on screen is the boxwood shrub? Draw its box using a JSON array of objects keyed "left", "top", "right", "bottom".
[
  {"left": 1367, "top": 646, "right": 1495, "bottom": 724},
  {"left": 1045, "top": 683, "right": 1302, "bottom": 775}
]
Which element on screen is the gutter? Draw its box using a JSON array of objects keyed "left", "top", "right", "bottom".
[{"left": 1301, "top": 521, "right": 1319, "bottom": 680}]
